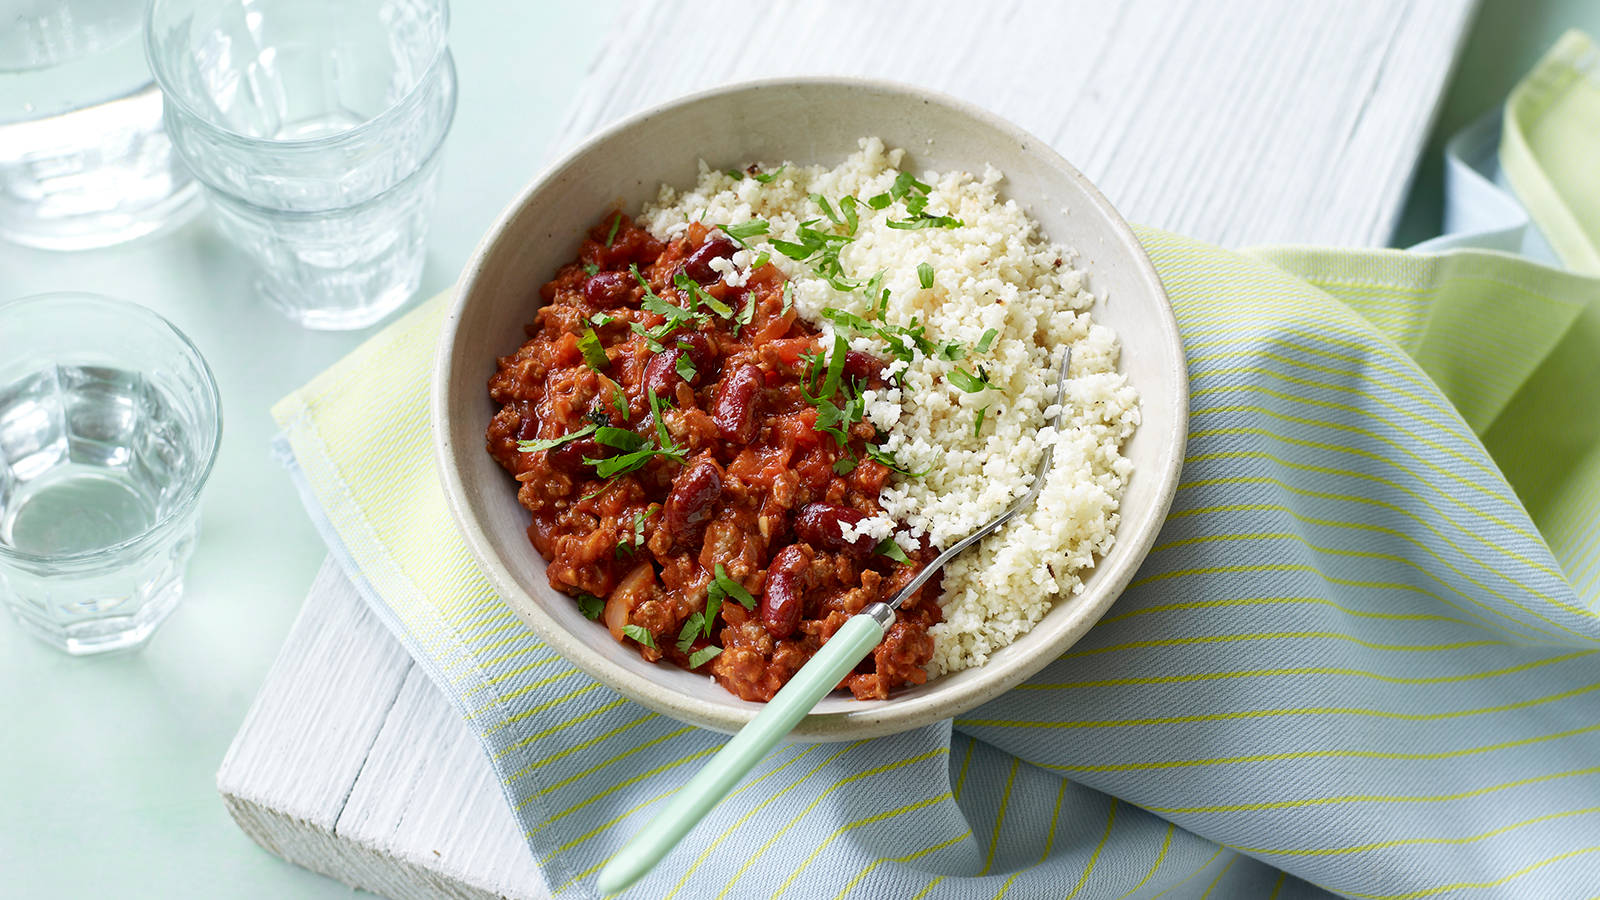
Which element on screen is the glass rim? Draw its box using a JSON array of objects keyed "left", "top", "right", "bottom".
[
  {"left": 143, "top": 0, "right": 452, "bottom": 152},
  {"left": 0, "top": 292, "right": 224, "bottom": 566},
  {"left": 189, "top": 52, "right": 457, "bottom": 214}
]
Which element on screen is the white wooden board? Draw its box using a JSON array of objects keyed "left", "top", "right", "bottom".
[{"left": 218, "top": 1, "right": 1478, "bottom": 896}]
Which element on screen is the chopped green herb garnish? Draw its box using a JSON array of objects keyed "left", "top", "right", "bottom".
[
  {"left": 648, "top": 388, "right": 675, "bottom": 451},
  {"left": 576, "top": 592, "right": 605, "bottom": 620},
  {"left": 780, "top": 281, "right": 794, "bottom": 316},
  {"left": 713, "top": 564, "right": 756, "bottom": 610},
  {"left": 975, "top": 328, "right": 998, "bottom": 353},
  {"left": 947, "top": 367, "right": 990, "bottom": 393},
  {"left": 673, "top": 273, "right": 734, "bottom": 318},
  {"left": 887, "top": 214, "right": 963, "bottom": 230},
  {"left": 806, "top": 334, "right": 849, "bottom": 402},
  {"left": 594, "top": 426, "right": 646, "bottom": 451},
  {"left": 752, "top": 251, "right": 770, "bottom": 269},
  {"left": 517, "top": 423, "right": 597, "bottom": 453},
  {"left": 612, "top": 386, "right": 629, "bottom": 419},
  {"left": 621, "top": 624, "right": 656, "bottom": 649},
  {"left": 865, "top": 193, "right": 892, "bottom": 210},
  {"left": 702, "top": 590, "right": 722, "bottom": 637},
  {"left": 838, "top": 196, "right": 859, "bottom": 235},
  {"left": 917, "top": 262, "right": 934, "bottom": 290},
  {"left": 812, "top": 194, "right": 841, "bottom": 226},
  {"left": 726, "top": 169, "right": 744, "bottom": 181},
  {"left": 833, "top": 455, "right": 859, "bottom": 475},
  {"left": 675, "top": 354, "right": 697, "bottom": 383},
  {"left": 604, "top": 213, "right": 622, "bottom": 247},
  {"left": 583, "top": 262, "right": 599, "bottom": 276},
  {"left": 770, "top": 218, "right": 859, "bottom": 290},
  {"left": 579, "top": 487, "right": 606, "bottom": 503},
  {"left": 974, "top": 406, "right": 988, "bottom": 437},
  {"left": 617, "top": 507, "right": 652, "bottom": 556},
  {"left": 722, "top": 220, "right": 770, "bottom": 247},
  {"left": 874, "top": 538, "right": 910, "bottom": 564},
  {"left": 748, "top": 165, "right": 785, "bottom": 184},
  {"left": 936, "top": 341, "right": 965, "bottom": 362},
  {"left": 589, "top": 311, "right": 614, "bottom": 327},
  {"left": 688, "top": 645, "right": 722, "bottom": 668},
  {"left": 737, "top": 293, "right": 756, "bottom": 333},
  {"left": 866, "top": 444, "right": 930, "bottom": 477},
  {"left": 677, "top": 613, "right": 704, "bottom": 652},
  {"left": 577, "top": 328, "right": 609, "bottom": 371}
]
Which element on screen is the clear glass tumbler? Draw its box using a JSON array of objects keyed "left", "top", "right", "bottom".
[
  {"left": 0, "top": 0, "right": 200, "bottom": 249},
  {"left": 0, "top": 293, "right": 222, "bottom": 655},
  {"left": 145, "top": 0, "right": 456, "bottom": 330}
]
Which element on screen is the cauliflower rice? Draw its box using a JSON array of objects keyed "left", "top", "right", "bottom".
[{"left": 641, "top": 138, "right": 1140, "bottom": 676}]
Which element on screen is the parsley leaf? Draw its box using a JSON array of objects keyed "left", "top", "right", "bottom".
[
  {"left": 948, "top": 367, "right": 990, "bottom": 392},
  {"left": 577, "top": 328, "right": 608, "bottom": 371},
  {"left": 874, "top": 538, "right": 910, "bottom": 564},
  {"left": 517, "top": 423, "right": 596, "bottom": 453},
  {"left": 780, "top": 281, "right": 794, "bottom": 316},
  {"left": 749, "top": 165, "right": 786, "bottom": 184},
  {"left": 713, "top": 564, "right": 756, "bottom": 609},
  {"left": 867, "top": 444, "right": 930, "bottom": 477},
  {"left": 621, "top": 624, "right": 656, "bottom": 649},
  {"left": 838, "top": 196, "right": 859, "bottom": 235},
  {"left": 675, "top": 354, "right": 697, "bottom": 383},
  {"left": 737, "top": 293, "right": 757, "bottom": 333},
  {"left": 725, "top": 169, "right": 744, "bottom": 181},
  {"left": 688, "top": 645, "right": 722, "bottom": 668},
  {"left": 834, "top": 455, "right": 859, "bottom": 475},
  {"left": 583, "top": 262, "right": 599, "bottom": 276},
  {"left": 576, "top": 593, "right": 605, "bottom": 620},
  {"left": 887, "top": 214, "right": 963, "bottom": 230},
  {"left": 702, "top": 589, "right": 722, "bottom": 637},
  {"left": 594, "top": 426, "right": 646, "bottom": 451},
  {"left": 722, "top": 220, "right": 770, "bottom": 247},
  {"left": 974, "top": 406, "right": 988, "bottom": 437},
  {"left": 976, "top": 328, "right": 998, "bottom": 353},
  {"left": 917, "top": 262, "right": 934, "bottom": 290},
  {"left": 677, "top": 613, "right": 704, "bottom": 652},
  {"left": 604, "top": 213, "right": 622, "bottom": 247}
]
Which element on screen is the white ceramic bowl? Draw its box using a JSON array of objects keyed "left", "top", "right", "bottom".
[{"left": 433, "top": 78, "right": 1187, "bottom": 740}]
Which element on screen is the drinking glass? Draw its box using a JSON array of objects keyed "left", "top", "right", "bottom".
[
  {"left": 0, "top": 293, "right": 222, "bottom": 654},
  {"left": 0, "top": 0, "right": 200, "bottom": 249},
  {"left": 144, "top": 0, "right": 456, "bottom": 330}
]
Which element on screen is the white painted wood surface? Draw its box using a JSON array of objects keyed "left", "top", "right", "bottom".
[{"left": 218, "top": 2, "right": 1477, "bottom": 897}]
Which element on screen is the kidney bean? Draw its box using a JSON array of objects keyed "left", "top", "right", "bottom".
[
  {"left": 761, "top": 544, "right": 809, "bottom": 638},
  {"left": 794, "top": 502, "right": 875, "bottom": 557},
  {"left": 643, "top": 332, "right": 718, "bottom": 399},
  {"left": 681, "top": 236, "right": 736, "bottom": 284},
  {"left": 673, "top": 331, "right": 716, "bottom": 372},
  {"left": 842, "top": 350, "right": 886, "bottom": 384},
  {"left": 665, "top": 458, "right": 723, "bottom": 536},
  {"left": 712, "top": 362, "right": 762, "bottom": 443},
  {"left": 644, "top": 348, "right": 689, "bottom": 398},
  {"left": 583, "top": 271, "right": 632, "bottom": 307},
  {"left": 546, "top": 438, "right": 602, "bottom": 474}
]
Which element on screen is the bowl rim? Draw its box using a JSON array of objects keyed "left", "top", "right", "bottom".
[{"left": 432, "top": 75, "right": 1188, "bottom": 739}]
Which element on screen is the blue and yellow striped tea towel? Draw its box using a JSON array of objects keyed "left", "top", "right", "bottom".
[{"left": 271, "top": 31, "right": 1600, "bottom": 900}]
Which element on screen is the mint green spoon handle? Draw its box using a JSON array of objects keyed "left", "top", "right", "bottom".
[{"left": 595, "top": 604, "right": 892, "bottom": 896}]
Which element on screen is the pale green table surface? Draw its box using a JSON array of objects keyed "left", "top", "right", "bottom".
[
  {"left": 0, "top": 1, "right": 1594, "bottom": 897},
  {"left": 0, "top": 6, "right": 613, "bottom": 897}
]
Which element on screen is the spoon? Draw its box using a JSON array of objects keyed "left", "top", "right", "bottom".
[{"left": 596, "top": 347, "right": 1072, "bottom": 896}]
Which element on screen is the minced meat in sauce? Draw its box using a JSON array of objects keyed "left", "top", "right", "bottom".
[{"left": 486, "top": 214, "right": 941, "bottom": 701}]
